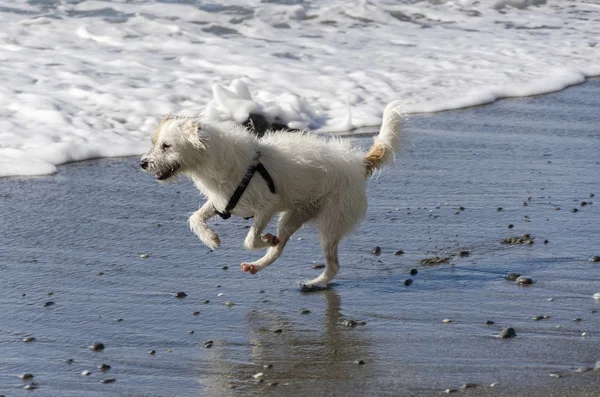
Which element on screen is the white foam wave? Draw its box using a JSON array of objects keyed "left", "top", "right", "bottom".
[{"left": 0, "top": 0, "right": 599, "bottom": 177}]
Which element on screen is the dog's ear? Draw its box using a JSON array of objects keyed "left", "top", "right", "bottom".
[{"left": 181, "top": 120, "right": 205, "bottom": 149}]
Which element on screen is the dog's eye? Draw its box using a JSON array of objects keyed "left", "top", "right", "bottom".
[{"left": 161, "top": 143, "right": 171, "bottom": 150}]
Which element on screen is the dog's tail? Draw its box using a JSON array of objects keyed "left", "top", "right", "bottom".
[{"left": 364, "top": 100, "right": 405, "bottom": 177}]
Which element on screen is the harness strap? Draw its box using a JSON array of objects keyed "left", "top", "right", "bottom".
[{"left": 215, "top": 152, "right": 276, "bottom": 220}]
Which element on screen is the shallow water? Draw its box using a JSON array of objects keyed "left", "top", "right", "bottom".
[{"left": 1, "top": 80, "right": 600, "bottom": 396}]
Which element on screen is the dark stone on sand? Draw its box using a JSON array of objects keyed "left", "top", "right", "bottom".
[
  {"left": 312, "top": 264, "right": 326, "bottom": 269},
  {"left": 444, "top": 389, "right": 458, "bottom": 394},
  {"left": 395, "top": 250, "right": 404, "bottom": 255},
  {"left": 486, "top": 320, "right": 495, "bottom": 326},
  {"left": 98, "top": 364, "right": 111, "bottom": 371},
  {"left": 499, "top": 327, "right": 517, "bottom": 339},
  {"left": 300, "top": 309, "right": 311, "bottom": 314},
  {"left": 504, "top": 273, "right": 521, "bottom": 281},
  {"left": 410, "top": 269, "right": 418, "bottom": 275},
  {"left": 420, "top": 256, "right": 451, "bottom": 266},
  {"left": 269, "top": 382, "right": 279, "bottom": 386},
  {"left": 19, "top": 373, "right": 34, "bottom": 380},
  {"left": 533, "top": 315, "right": 543, "bottom": 321},
  {"left": 501, "top": 234, "right": 534, "bottom": 245},
  {"left": 188, "top": 330, "right": 194, "bottom": 334},
  {"left": 101, "top": 378, "right": 117, "bottom": 384},
  {"left": 148, "top": 350, "right": 156, "bottom": 355},
  {"left": 342, "top": 320, "right": 357, "bottom": 327},
  {"left": 89, "top": 342, "right": 105, "bottom": 351},
  {"left": 174, "top": 291, "right": 187, "bottom": 298},
  {"left": 273, "top": 328, "right": 283, "bottom": 333},
  {"left": 459, "top": 250, "right": 470, "bottom": 257},
  {"left": 516, "top": 276, "right": 534, "bottom": 285},
  {"left": 263, "top": 364, "right": 273, "bottom": 369},
  {"left": 44, "top": 301, "right": 55, "bottom": 307},
  {"left": 404, "top": 279, "right": 413, "bottom": 286},
  {"left": 462, "top": 383, "right": 478, "bottom": 389},
  {"left": 459, "top": 206, "right": 465, "bottom": 211},
  {"left": 354, "top": 359, "right": 365, "bottom": 365},
  {"left": 222, "top": 266, "right": 228, "bottom": 270},
  {"left": 204, "top": 340, "right": 214, "bottom": 348},
  {"left": 371, "top": 246, "right": 381, "bottom": 256},
  {"left": 193, "top": 311, "right": 200, "bottom": 316},
  {"left": 572, "top": 208, "right": 579, "bottom": 212},
  {"left": 97, "top": 272, "right": 104, "bottom": 276},
  {"left": 544, "top": 239, "right": 549, "bottom": 244},
  {"left": 497, "top": 207, "right": 503, "bottom": 211},
  {"left": 573, "top": 317, "right": 582, "bottom": 322},
  {"left": 508, "top": 224, "right": 514, "bottom": 229},
  {"left": 65, "top": 359, "right": 74, "bottom": 364},
  {"left": 590, "top": 256, "right": 600, "bottom": 262},
  {"left": 23, "top": 337, "right": 35, "bottom": 342}
]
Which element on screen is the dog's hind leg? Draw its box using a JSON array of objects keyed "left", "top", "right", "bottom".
[
  {"left": 301, "top": 235, "right": 340, "bottom": 291},
  {"left": 241, "top": 210, "right": 309, "bottom": 275},
  {"left": 188, "top": 201, "right": 221, "bottom": 250},
  {"left": 244, "top": 212, "right": 278, "bottom": 250}
]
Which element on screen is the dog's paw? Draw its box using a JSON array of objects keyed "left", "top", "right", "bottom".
[
  {"left": 203, "top": 233, "right": 221, "bottom": 250},
  {"left": 241, "top": 262, "right": 258, "bottom": 274},
  {"left": 261, "top": 233, "right": 280, "bottom": 246}
]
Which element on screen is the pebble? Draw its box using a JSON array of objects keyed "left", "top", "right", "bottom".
[
  {"left": 490, "top": 382, "right": 499, "bottom": 388},
  {"left": 65, "top": 359, "right": 74, "bottom": 364},
  {"left": 573, "top": 317, "right": 582, "bottom": 322},
  {"left": 312, "top": 264, "right": 325, "bottom": 269},
  {"left": 24, "top": 384, "right": 38, "bottom": 390},
  {"left": 225, "top": 301, "right": 234, "bottom": 307},
  {"left": 442, "top": 319, "right": 452, "bottom": 324},
  {"left": 174, "top": 291, "right": 187, "bottom": 298},
  {"left": 19, "top": 373, "right": 34, "bottom": 380},
  {"left": 459, "top": 250, "right": 470, "bottom": 257},
  {"left": 263, "top": 364, "right": 273, "bottom": 369},
  {"left": 549, "top": 373, "right": 561, "bottom": 379},
  {"left": 404, "top": 279, "right": 413, "bottom": 286},
  {"left": 371, "top": 246, "right": 381, "bottom": 256},
  {"left": 89, "top": 342, "right": 105, "bottom": 351},
  {"left": 354, "top": 359, "right": 365, "bottom": 365},
  {"left": 268, "top": 382, "right": 279, "bottom": 387},
  {"left": 273, "top": 328, "right": 283, "bottom": 334},
  {"left": 485, "top": 320, "right": 495, "bottom": 326},
  {"left": 590, "top": 256, "right": 600, "bottom": 262},
  {"left": 533, "top": 315, "right": 543, "bottom": 321},
  {"left": 139, "top": 254, "right": 150, "bottom": 258},
  {"left": 547, "top": 298, "right": 554, "bottom": 302},
  {"left": 222, "top": 266, "right": 228, "bottom": 270},
  {"left": 504, "top": 273, "right": 521, "bottom": 281},
  {"left": 594, "top": 292, "right": 600, "bottom": 301},
  {"left": 395, "top": 250, "right": 404, "bottom": 256},
  {"left": 581, "top": 332, "right": 588, "bottom": 337},
  {"left": 444, "top": 388, "right": 458, "bottom": 394},
  {"left": 508, "top": 224, "right": 514, "bottom": 229},
  {"left": 81, "top": 370, "right": 91, "bottom": 376},
  {"left": 148, "top": 350, "right": 156, "bottom": 355},
  {"left": 252, "top": 372, "right": 265, "bottom": 379},
  {"left": 202, "top": 299, "right": 210, "bottom": 304},
  {"left": 595, "top": 360, "right": 600, "bottom": 371},
  {"left": 410, "top": 269, "right": 418, "bottom": 276},
  {"left": 300, "top": 309, "right": 311, "bottom": 314},
  {"left": 342, "top": 320, "right": 357, "bottom": 327},
  {"left": 516, "top": 276, "right": 533, "bottom": 285},
  {"left": 188, "top": 330, "right": 194, "bottom": 334},
  {"left": 461, "top": 383, "right": 478, "bottom": 389},
  {"left": 572, "top": 208, "right": 579, "bottom": 213},
  {"left": 101, "top": 378, "right": 117, "bottom": 384},
  {"left": 98, "top": 364, "right": 111, "bottom": 371},
  {"left": 193, "top": 311, "right": 200, "bottom": 316},
  {"left": 575, "top": 366, "right": 592, "bottom": 373},
  {"left": 204, "top": 340, "right": 214, "bottom": 348},
  {"left": 44, "top": 301, "right": 55, "bottom": 307},
  {"left": 499, "top": 327, "right": 517, "bottom": 339},
  {"left": 23, "top": 337, "right": 36, "bottom": 343}
]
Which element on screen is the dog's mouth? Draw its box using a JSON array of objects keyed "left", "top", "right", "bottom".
[{"left": 155, "top": 164, "right": 180, "bottom": 181}]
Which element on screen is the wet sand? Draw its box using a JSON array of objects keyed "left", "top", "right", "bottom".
[{"left": 1, "top": 79, "right": 599, "bottom": 396}]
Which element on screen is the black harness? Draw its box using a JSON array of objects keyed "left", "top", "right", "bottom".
[{"left": 214, "top": 151, "right": 276, "bottom": 220}]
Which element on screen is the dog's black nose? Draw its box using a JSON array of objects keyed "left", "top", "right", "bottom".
[{"left": 140, "top": 159, "right": 149, "bottom": 169}]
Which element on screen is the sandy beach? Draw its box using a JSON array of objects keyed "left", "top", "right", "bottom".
[{"left": 1, "top": 79, "right": 599, "bottom": 396}]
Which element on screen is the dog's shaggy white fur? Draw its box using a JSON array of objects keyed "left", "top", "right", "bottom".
[{"left": 141, "top": 101, "right": 404, "bottom": 290}]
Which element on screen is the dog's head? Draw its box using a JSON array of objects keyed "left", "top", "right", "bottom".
[{"left": 140, "top": 115, "right": 206, "bottom": 182}]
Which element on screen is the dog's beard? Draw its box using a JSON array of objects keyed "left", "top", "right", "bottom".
[{"left": 154, "top": 163, "right": 180, "bottom": 181}]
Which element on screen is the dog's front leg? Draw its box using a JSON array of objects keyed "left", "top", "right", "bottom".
[
  {"left": 188, "top": 201, "right": 221, "bottom": 249},
  {"left": 243, "top": 212, "right": 278, "bottom": 250}
]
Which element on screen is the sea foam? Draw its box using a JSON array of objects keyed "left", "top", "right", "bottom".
[{"left": 0, "top": 0, "right": 599, "bottom": 177}]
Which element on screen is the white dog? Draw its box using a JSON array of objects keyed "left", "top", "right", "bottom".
[{"left": 141, "top": 101, "right": 403, "bottom": 291}]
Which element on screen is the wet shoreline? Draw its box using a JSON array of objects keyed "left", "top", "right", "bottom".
[{"left": 1, "top": 79, "right": 599, "bottom": 396}]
